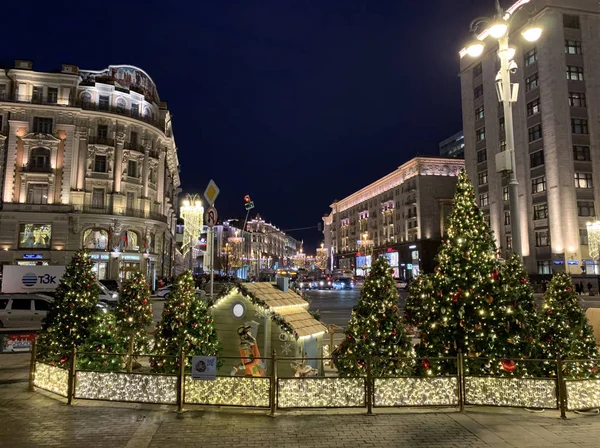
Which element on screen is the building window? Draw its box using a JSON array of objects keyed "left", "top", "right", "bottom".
[
  {"left": 575, "top": 172, "right": 593, "bottom": 189},
  {"left": 524, "top": 48, "right": 537, "bottom": 66},
  {"left": 565, "top": 40, "right": 582, "bottom": 55},
  {"left": 499, "top": 117, "right": 505, "bottom": 133},
  {"left": 563, "top": 14, "right": 580, "bottom": 29},
  {"left": 504, "top": 211, "right": 511, "bottom": 225},
  {"left": 27, "top": 183, "right": 49, "bottom": 204},
  {"left": 116, "top": 98, "right": 126, "bottom": 113},
  {"left": 571, "top": 118, "right": 588, "bottom": 134},
  {"left": 527, "top": 98, "right": 540, "bottom": 116},
  {"left": 477, "top": 148, "right": 487, "bottom": 163},
  {"left": 538, "top": 261, "right": 551, "bottom": 275},
  {"left": 573, "top": 145, "right": 591, "bottom": 161},
  {"left": 475, "top": 106, "right": 484, "bottom": 120},
  {"left": 531, "top": 176, "right": 546, "bottom": 193},
  {"left": 18, "top": 224, "right": 51, "bottom": 249},
  {"left": 81, "top": 92, "right": 92, "bottom": 107},
  {"left": 569, "top": 92, "right": 586, "bottom": 108},
  {"left": 500, "top": 139, "right": 506, "bottom": 152},
  {"left": 32, "top": 86, "right": 43, "bottom": 103},
  {"left": 528, "top": 124, "right": 542, "bottom": 142},
  {"left": 503, "top": 186, "right": 509, "bottom": 201},
  {"left": 32, "top": 117, "right": 53, "bottom": 134},
  {"left": 131, "top": 103, "right": 139, "bottom": 117},
  {"left": 130, "top": 131, "right": 138, "bottom": 147},
  {"left": 29, "top": 147, "right": 51, "bottom": 170},
  {"left": 92, "top": 188, "right": 105, "bottom": 209},
  {"left": 476, "top": 127, "right": 486, "bottom": 142},
  {"left": 577, "top": 201, "right": 595, "bottom": 217},
  {"left": 535, "top": 230, "right": 550, "bottom": 247},
  {"left": 99, "top": 95, "right": 109, "bottom": 111},
  {"left": 530, "top": 150, "right": 544, "bottom": 168},
  {"left": 580, "top": 228, "right": 589, "bottom": 246},
  {"left": 127, "top": 160, "right": 138, "bottom": 177},
  {"left": 525, "top": 73, "right": 539, "bottom": 92},
  {"left": 479, "top": 192, "right": 489, "bottom": 207},
  {"left": 94, "top": 155, "right": 107, "bottom": 173},
  {"left": 473, "top": 63, "right": 482, "bottom": 79},
  {"left": 47, "top": 88, "right": 58, "bottom": 104},
  {"left": 97, "top": 125, "right": 108, "bottom": 140},
  {"left": 478, "top": 170, "right": 488, "bottom": 185},
  {"left": 474, "top": 85, "right": 483, "bottom": 99},
  {"left": 533, "top": 203, "right": 548, "bottom": 220},
  {"left": 566, "top": 66, "right": 584, "bottom": 81},
  {"left": 506, "top": 235, "right": 512, "bottom": 250}
]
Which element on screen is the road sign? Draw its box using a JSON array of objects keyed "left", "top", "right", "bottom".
[
  {"left": 191, "top": 356, "right": 217, "bottom": 380},
  {"left": 203, "top": 180, "right": 220, "bottom": 206},
  {"left": 205, "top": 206, "right": 218, "bottom": 228}
]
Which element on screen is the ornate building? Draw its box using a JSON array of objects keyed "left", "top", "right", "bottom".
[
  {"left": 322, "top": 157, "right": 464, "bottom": 279},
  {"left": 0, "top": 61, "right": 180, "bottom": 287}
]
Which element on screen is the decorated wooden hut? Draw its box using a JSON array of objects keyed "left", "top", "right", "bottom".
[{"left": 211, "top": 278, "right": 327, "bottom": 377}]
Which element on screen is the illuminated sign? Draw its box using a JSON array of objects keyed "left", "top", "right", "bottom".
[
  {"left": 90, "top": 254, "right": 110, "bottom": 261},
  {"left": 567, "top": 260, "right": 579, "bottom": 266},
  {"left": 553, "top": 261, "right": 564, "bottom": 265},
  {"left": 22, "top": 254, "right": 43, "bottom": 260},
  {"left": 409, "top": 245, "right": 417, "bottom": 249},
  {"left": 122, "top": 254, "right": 141, "bottom": 261}
]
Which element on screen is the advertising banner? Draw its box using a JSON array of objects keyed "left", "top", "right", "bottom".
[{"left": 1, "top": 266, "right": 66, "bottom": 293}]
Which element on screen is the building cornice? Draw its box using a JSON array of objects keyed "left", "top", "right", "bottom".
[{"left": 330, "top": 157, "right": 464, "bottom": 214}]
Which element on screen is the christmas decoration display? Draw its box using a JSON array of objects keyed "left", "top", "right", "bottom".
[
  {"left": 333, "top": 257, "right": 414, "bottom": 376},
  {"left": 115, "top": 271, "right": 153, "bottom": 368},
  {"left": 37, "top": 250, "right": 100, "bottom": 364},
  {"left": 77, "top": 311, "right": 125, "bottom": 371},
  {"left": 152, "top": 270, "right": 220, "bottom": 373},
  {"left": 539, "top": 272, "right": 599, "bottom": 378}
]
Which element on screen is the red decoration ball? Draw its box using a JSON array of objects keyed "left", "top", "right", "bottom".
[
  {"left": 142, "top": 299, "right": 148, "bottom": 305},
  {"left": 592, "top": 366, "right": 599, "bottom": 374},
  {"left": 501, "top": 359, "right": 516, "bottom": 372},
  {"left": 422, "top": 359, "right": 431, "bottom": 370},
  {"left": 491, "top": 270, "right": 499, "bottom": 280},
  {"left": 520, "top": 277, "right": 527, "bottom": 284}
]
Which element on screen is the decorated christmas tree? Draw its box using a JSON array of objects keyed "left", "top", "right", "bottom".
[
  {"left": 404, "top": 274, "right": 436, "bottom": 335},
  {"left": 77, "top": 311, "right": 125, "bottom": 371},
  {"left": 411, "top": 169, "right": 500, "bottom": 375},
  {"left": 334, "top": 257, "right": 414, "bottom": 377},
  {"left": 181, "top": 294, "right": 221, "bottom": 363},
  {"left": 539, "top": 272, "right": 599, "bottom": 377},
  {"left": 152, "top": 271, "right": 195, "bottom": 372},
  {"left": 115, "top": 271, "right": 153, "bottom": 370},
  {"left": 37, "top": 250, "right": 100, "bottom": 364}
]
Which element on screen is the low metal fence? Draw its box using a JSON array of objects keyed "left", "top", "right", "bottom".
[{"left": 28, "top": 341, "right": 600, "bottom": 418}]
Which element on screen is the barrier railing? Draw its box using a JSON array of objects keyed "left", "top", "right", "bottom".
[{"left": 28, "top": 340, "right": 600, "bottom": 418}]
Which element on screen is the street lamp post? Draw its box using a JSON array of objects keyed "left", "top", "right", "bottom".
[{"left": 461, "top": 0, "right": 542, "bottom": 259}]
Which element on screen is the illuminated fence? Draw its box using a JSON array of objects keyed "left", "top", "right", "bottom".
[{"left": 28, "top": 346, "right": 600, "bottom": 418}]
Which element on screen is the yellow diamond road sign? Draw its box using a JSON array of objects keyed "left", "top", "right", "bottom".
[{"left": 203, "top": 180, "right": 220, "bottom": 206}]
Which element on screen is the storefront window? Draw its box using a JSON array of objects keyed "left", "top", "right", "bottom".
[
  {"left": 18, "top": 224, "right": 51, "bottom": 249},
  {"left": 83, "top": 228, "right": 109, "bottom": 250}
]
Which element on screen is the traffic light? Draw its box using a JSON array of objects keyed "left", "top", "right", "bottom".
[{"left": 244, "top": 195, "right": 255, "bottom": 211}]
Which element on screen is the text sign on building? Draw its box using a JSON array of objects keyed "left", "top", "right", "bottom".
[
  {"left": 203, "top": 179, "right": 220, "bottom": 206},
  {"left": 191, "top": 356, "right": 217, "bottom": 380},
  {"left": 23, "top": 254, "right": 43, "bottom": 260}
]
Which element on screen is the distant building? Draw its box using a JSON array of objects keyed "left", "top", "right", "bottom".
[
  {"left": 322, "top": 157, "right": 464, "bottom": 279},
  {"left": 439, "top": 131, "right": 465, "bottom": 158}
]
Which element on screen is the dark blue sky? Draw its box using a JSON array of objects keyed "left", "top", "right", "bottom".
[{"left": 3, "top": 0, "right": 494, "bottom": 252}]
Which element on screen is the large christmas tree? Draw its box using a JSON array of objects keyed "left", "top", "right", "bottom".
[
  {"left": 334, "top": 257, "right": 414, "bottom": 377},
  {"left": 181, "top": 293, "right": 221, "bottom": 364},
  {"left": 539, "top": 272, "right": 599, "bottom": 377},
  {"left": 115, "top": 271, "right": 153, "bottom": 369},
  {"left": 77, "top": 311, "right": 125, "bottom": 371},
  {"left": 38, "top": 250, "right": 100, "bottom": 364},
  {"left": 152, "top": 271, "right": 195, "bottom": 372},
  {"left": 412, "top": 170, "right": 499, "bottom": 374}
]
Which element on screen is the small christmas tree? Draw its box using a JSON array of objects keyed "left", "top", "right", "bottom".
[
  {"left": 115, "top": 271, "right": 153, "bottom": 370},
  {"left": 181, "top": 295, "right": 221, "bottom": 363},
  {"left": 152, "top": 270, "right": 197, "bottom": 373},
  {"left": 405, "top": 274, "right": 435, "bottom": 335},
  {"left": 334, "top": 257, "right": 414, "bottom": 377},
  {"left": 539, "top": 272, "right": 599, "bottom": 377},
  {"left": 37, "top": 249, "right": 100, "bottom": 364},
  {"left": 77, "top": 311, "right": 125, "bottom": 371}
]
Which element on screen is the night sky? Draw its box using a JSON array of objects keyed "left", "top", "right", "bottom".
[{"left": 3, "top": 0, "right": 495, "bottom": 253}]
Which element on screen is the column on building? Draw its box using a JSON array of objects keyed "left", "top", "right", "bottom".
[
  {"left": 60, "top": 124, "right": 75, "bottom": 204},
  {"left": 4, "top": 120, "right": 28, "bottom": 203},
  {"left": 140, "top": 140, "right": 151, "bottom": 215},
  {"left": 71, "top": 129, "right": 88, "bottom": 209}
]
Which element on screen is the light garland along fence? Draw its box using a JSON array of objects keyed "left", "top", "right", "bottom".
[{"left": 29, "top": 341, "right": 600, "bottom": 418}]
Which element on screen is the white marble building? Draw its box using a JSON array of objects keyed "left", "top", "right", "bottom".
[{"left": 0, "top": 61, "right": 180, "bottom": 286}]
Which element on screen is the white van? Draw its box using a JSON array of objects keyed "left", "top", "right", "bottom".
[{"left": 0, "top": 294, "right": 52, "bottom": 329}]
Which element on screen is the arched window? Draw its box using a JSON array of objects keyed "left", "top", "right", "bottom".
[
  {"left": 143, "top": 107, "right": 152, "bottom": 119},
  {"left": 29, "top": 147, "right": 51, "bottom": 171},
  {"left": 81, "top": 92, "right": 92, "bottom": 108},
  {"left": 122, "top": 230, "right": 139, "bottom": 251},
  {"left": 83, "top": 228, "right": 109, "bottom": 251},
  {"left": 116, "top": 97, "right": 126, "bottom": 114}
]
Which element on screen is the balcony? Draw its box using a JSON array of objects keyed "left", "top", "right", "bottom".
[
  {"left": 77, "top": 205, "right": 168, "bottom": 223},
  {"left": 88, "top": 136, "right": 115, "bottom": 146},
  {"left": 20, "top": 165, "right": 55, "bottom": 174}
]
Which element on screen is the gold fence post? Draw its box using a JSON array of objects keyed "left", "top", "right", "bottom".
[
  {"left": 329, "top": 325, "right": 335, "bottom": 367},
  {"left": 67, "top": 345, "right": 77, "bottom": 406},
  {"left": 269, "top": 350, "right": 277, "bottom": 417},
  {"left": 366, "top": 356, "right": 374, "bottom": 416},
  {"left": 28, "top": 336, "right": 37, "bottom": 392},
  {"left": 556, "top": 357, "right": 567, "bottom": 419},
  {"left": 457, "top": 351, "right": 465, "bottom": 413},
  {"left": 177, "top": 350, "right": 185, "bottom": 413}
]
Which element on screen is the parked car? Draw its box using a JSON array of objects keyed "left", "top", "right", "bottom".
[
  {"left": 395, "top": 280, "right": 409, "bottom": 291},
  {"left": 99, "top": 279, "right": 120, "bottom": 294},
  {"left": 333, "top": 278, "right": 355, "bottom": 290},
  {"left": 311, "top": 277, "right": 333, "bottom": 290},
  {"left": 156, "top": 285, "right": 172, "bottom": 299},
  {"left": 0, "top": 294, "right": 52, "bottom": 329}
]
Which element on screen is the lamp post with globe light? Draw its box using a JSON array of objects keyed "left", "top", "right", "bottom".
[{"left": 460, "top": 0, "right": 542, "bottom": 258}]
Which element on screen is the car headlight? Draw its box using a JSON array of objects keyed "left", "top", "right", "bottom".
[
  {"left": 319, "top": 281, "right": 324, "bottom": 286},
  {"left": 328, "top": 281, "right": 331, "bottom": 285}
]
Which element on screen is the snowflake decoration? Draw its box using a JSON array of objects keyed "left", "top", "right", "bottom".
[{"left": 281, "top": 342, "right": 293, "bottom": 355}]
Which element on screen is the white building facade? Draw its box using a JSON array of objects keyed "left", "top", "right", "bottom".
[{"left": 0, "top": 61, "right": 180, "bottom": 287}]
